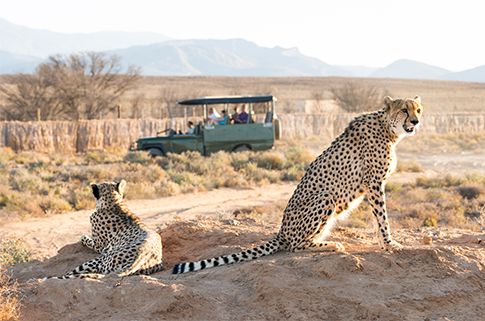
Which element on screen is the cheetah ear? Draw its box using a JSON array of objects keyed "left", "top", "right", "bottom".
[
  {"left": 414, "top": 95, "right": 421, "bottom": 103},
  {"left": 383, "top": 96, "right": 394, "bottom": 111},
  {"left": 117, "top": 180, "right": 127, "bottom": 195},
  {"left": 90, "top": 183, "right": 100, "bottom": 199}
]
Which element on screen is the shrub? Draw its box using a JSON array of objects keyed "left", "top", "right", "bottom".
[
  {"left": 0, "top": 267, "right": 21, "bottom": 321},
  {"left": 456, "top": 184, "right": 485, "bottom": 200},
  {"left": 68, "top": 186, "right": 94, "bottom": 210},
  {"left": 231, "top": 152, "right": 250, "bottom": 171},
  {"left": 39, "top": 194, "right": 72, "bottom": 214},
  {"left": 256, "top": 152, "right": 284, "bottom": 170},
  {"left": 282, "top": 165, "right": 305, "bottom": 181},
  {"left": 395, "top": 159, "right": 423, "bottom": 173},
  {"left": 0, "top": 238, "right": 32, "bottom": 265},
  {"left": 415, "top": 174, "right": 465, "bottom": 188},
  {"left": 156, "top": 181, "right": 181, "bottom": 197},
  {"left": 123, "top": 151, "right": 153, "bottom": 166},
  {"left": 284, "top": 146, "right": 314, "bottom": 168},
  {"left": 11, "top": 170, "right": 47, "bottom": 194}
]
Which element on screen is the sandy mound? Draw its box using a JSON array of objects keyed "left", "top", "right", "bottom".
[{"left": 8, "top": 217, "right": 485, "bottom": 321}]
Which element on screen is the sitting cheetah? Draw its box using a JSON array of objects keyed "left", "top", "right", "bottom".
[
  {"left": 49, "top": 180, "right": 163, "bottom": 279},
  {"left": 172, "top": 96, "right": 423, "bottom": 274}
]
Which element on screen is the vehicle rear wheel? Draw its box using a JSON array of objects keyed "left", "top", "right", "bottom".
[
  {"left": 233, "top": 145, "right": 251, "bottom": 152},
  {"left": 147, "top": 148, "right": 164, "bottom": 157}
]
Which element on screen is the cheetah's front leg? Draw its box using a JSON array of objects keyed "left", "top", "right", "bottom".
[{"left": 368, "top": 183, "right": 403, "bottom": 251}]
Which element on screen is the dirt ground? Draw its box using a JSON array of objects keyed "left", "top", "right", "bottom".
[{"left": 2, "top": 152, "right": 485, "bottom": 320}]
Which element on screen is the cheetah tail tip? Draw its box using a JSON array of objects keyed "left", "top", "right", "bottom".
[{"left": 171, "top": 263, "right": 181, "bottom": 274}]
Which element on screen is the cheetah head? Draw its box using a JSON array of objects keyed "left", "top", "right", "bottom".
[
  {"left": 90, "top": 180, "right": 126, "bottom": 211},
  {"left": 385, "top": 96, "right": 423, "bottom": 138}
]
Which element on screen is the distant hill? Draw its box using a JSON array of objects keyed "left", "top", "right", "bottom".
[
  {"left": 106, "top": 39, "right": 353, "bottom": 77},
  {"left": 440, "top": 65, "right": 485, "bottom": 82},
  {"left": 0, "top": 17, "right": 171, "bottom": 58},
  {"left": 0, "top": 18, "right": 483, "bottom": 81},
  {"left": 0, "top": 50, "right": 43, "bottom": 74},
  {"left": 370, "top": 59, "right": 451, "bottom": 80},
  {"left": 335, "top": 65, "right": 379, "bottom": 78}
]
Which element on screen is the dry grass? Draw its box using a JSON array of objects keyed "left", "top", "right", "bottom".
[
  {"left": 0, "top": 141, "right": 315, "bottom": 223},
  {"left": 0, "top": 267, "right": 20, "bottom": 321},
  {"left": 232, "top": 172, "right": 485, "bottom": 231},
  {"left": 398, "top": 132, "right": 485, "bottom": 153},
  {"left": 1, "top": 131, "right": 484, "bottom": 231},
  {"left": 125, "top": 76, "right": 485, "bottom": 117},
  {"left": 3, "top": 75, "right": 483, "bottom": 120}
]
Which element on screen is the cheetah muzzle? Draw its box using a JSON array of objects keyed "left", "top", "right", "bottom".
[{"left": 172, "top": 96, "right": 423, "bottom": 274}]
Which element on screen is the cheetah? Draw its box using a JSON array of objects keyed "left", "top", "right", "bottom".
[
  {"left": 48, "top": 180, "right": 163, "bottom": 279},
  {"left": 172, "top": 96, "right": 423, "bottom": 274}
]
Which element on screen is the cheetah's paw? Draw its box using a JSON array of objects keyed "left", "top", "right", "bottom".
[{"left": 383, "top": 240, "right": 404, "bottom": 251}]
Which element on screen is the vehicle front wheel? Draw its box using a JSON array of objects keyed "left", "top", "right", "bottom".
[
  {"left": 233, "top": 145, "right": 251, "bottom": 153},
  {"left": 147, "top": 148, "right": 164, "bottom": 157}
]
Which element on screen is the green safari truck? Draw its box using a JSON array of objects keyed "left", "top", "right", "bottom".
[{"left": 130, "top": 95, "right": 280, "bottom": 156}]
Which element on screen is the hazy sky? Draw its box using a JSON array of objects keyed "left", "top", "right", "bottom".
[{"left": 1, "top": 0, "right": 484, "bottom": 72}]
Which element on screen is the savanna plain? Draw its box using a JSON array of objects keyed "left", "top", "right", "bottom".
[{"left": 1, "top": 76, "right": 485, "bottom": 320}]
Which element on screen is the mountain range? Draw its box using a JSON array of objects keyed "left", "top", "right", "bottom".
[{"left": 0, "top": 18, "right": 483, "bottom": 82}]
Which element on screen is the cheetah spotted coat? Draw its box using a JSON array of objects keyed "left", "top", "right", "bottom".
[
  {"left": 172, "top": 96, "right": 423, "bottom": 274},
  {"left": 49, "top": 180, "right": 163, "bottom": 279}
]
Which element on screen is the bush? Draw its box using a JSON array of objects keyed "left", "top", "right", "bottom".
[
  {"left": 0, "top": 238, "right": 32, "bottom": 265},
  {"left": 456, "top": 184, "right": 485, "bottom": 200},
  {"left": 69, "top": 186, "right": 94, "bottom": 210},
  {"left": 123, "top": 151, "right": 153, "bottom": 166},
  {"left": 256, "top": 152, "right": 284, "bottom": 170},
  {"left": 0, "top": 267, "right": 21, "bottom": 321},
  {"left": 284, "top": 146, "right": 314, "bottom": 168},
  {"left": 395, "top": 159, "right": 423, "bottom": 173}
]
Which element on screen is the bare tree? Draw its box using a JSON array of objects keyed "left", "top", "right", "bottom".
[
  {"left": 129, "top": 93, "right": 146, "bottom": 119},
  {"left": 157, "top": 86, "right": 179, "bottom": 118},
  {"left": 311, "top": 92, "right": 326, "bottom": 113},
  {"left": 157, "top": 86, "right": 209, "bottom": 118},
  {"left": 0, "top": 66, "right": 74, "bottom": 121},
  {"left": 330, "top": 81, "right": 390, "bottom": 113},
  {"left": 0, "top": 52, "right": 141, "bottom": 121}
]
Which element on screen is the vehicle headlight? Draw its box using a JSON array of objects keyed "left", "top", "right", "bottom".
[{"left": 130, "top": 141, "right": 138, "bottom": 150}]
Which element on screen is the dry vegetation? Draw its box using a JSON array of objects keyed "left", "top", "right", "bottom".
[
  {"left": 0, "top": 140, "right": 315, "bottom": 224},
  {"left": 2, "top": 75, "right": 485, "bottom": 120},
  {"left": 1, "top": 132, "right": 484, "bottom": 230},
  {"left": 234, "top": 170, "right": 485, "bottom": 232},
  {"left": 0, "top": 267, "right": 20, "bottom": 321}
]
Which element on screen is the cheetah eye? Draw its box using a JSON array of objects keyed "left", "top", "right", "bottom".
[
  {"left": 401, "top": 108, "right": 408, "bottom": 113},
  {"left": 417, "top": 109, "right": 422, "bottom": 114}
]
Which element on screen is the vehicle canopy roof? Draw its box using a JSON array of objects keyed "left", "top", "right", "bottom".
[{"left": 177, "top": 95, "right": 277, "bottom": 106}]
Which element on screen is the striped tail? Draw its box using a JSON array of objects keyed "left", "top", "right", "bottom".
[{"left": 171, "top": 238, "right": 281, "bottom": 274}]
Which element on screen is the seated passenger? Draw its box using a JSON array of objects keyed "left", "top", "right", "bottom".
[
  {"left": 219, "top": 110, "right": 227, "bottom": 125},
  {"left": 186, "top": 121, "right": 195, "bottom": 134},
  {"left": 232, "top": 106, "right": 243, "bottom": 124},
  {"left": 208, "top": 108, "right": 224, "bottom": 125},
  {"left": 175, "top": 123, "right": 183, "bottom": 135},
  {"left": 238, "top": 104, "right": 249, "bottom": 124}
]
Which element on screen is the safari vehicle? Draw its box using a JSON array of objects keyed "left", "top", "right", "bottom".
[{"left": 130, "top": 95, "right": 280, "bottom": 156}]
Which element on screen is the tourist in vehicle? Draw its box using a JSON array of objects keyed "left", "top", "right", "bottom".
[
  {"left": 232, "top": 106, "right": 243, "bottom": 124},
  {"left": 175, "top": 123, "right": 183, "bottom": 135},
  {"left": 219, "top": 110, "right": 227, "bottom": 125},
  {"left": 186, "top": 121, "right": 195, "bottom": 134},
  {"left": 208, "top": 108, "right": 224, "bottom": 125},
  {"left": 238, "top": 104, "right": 249, "bottom": 124}
]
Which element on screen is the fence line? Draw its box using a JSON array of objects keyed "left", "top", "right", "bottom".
[{"left": 0, "top": 113, "right": 484, "bottom": 153}]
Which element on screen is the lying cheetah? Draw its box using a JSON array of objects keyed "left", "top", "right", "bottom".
[
  {"left": 48, "top": 180, "right": 163, "bottom": 279},
  {"left": 172, "top": 96, "right": 423, "bottom": 274}
]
